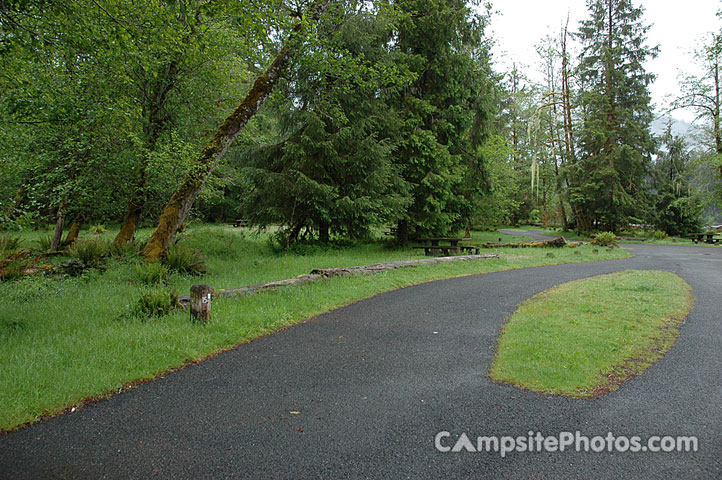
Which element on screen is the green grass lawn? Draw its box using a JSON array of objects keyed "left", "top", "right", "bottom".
[
  {"left": 490, "top": 270, "right": 693, "bottom": 397},
  {"left": 0, "top": 224, "right": 632, "bottom": 431},
  {"left": 470, "top": 229, "right": 533, "bottom": 244}
]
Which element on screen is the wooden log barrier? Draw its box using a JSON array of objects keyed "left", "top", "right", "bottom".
[
  {"left": 178, "top": 253, "right": 501, "bottom": 310},
  {"left": 190, "top": 284, "right": 212, "bottom": 324}
]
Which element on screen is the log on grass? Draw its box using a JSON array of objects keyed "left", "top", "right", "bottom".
[
  {"left": 177, "top": 253, "right": 499, "bottom": 306},
  {"left": 310, "top": 254, "right": 499, "bottom": 277}
]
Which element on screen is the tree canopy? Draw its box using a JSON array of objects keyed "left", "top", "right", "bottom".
[{"left": 1, "top": 0, "right": 719, "bottom": 248}]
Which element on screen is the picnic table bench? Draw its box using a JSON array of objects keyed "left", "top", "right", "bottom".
[
  {"left": 413, "top": 237, "right": 479, "bottom": 256},
  {"left": 690, "top": 233, "right": 720, "bottom": 244}
]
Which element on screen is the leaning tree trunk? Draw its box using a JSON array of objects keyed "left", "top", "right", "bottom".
[
  {"left": 144, "top": 0, "right": 331, "bottom": 261},
  {"left": 114, "top": 194, "right": 143, "bottom": 245},
  {"left": 49, "top": 199, "right": 67, "bottom": 251},
  {"left": 63, "top": 215, "right": 84, "bottom": 247},
  {"left": 114, "top": 61, "right": 178, "bottom": 246}
]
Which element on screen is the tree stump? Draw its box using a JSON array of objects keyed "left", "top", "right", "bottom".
[{"left": 190, "top": 284, "right": 212, "bottom": 324}]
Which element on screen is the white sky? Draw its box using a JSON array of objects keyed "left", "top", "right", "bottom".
[{"left": 489, "top": 0, "right": 721, "bottom": 123}]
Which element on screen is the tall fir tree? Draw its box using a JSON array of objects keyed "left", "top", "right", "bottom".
[
  {"left": 388, "top": 0, "right": 493, "bottom": 241},
  {"left": 571, "top": 0, "right": 658, "bottom": 232}
]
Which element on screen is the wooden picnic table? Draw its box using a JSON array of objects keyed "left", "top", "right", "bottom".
[
  {"left": 691, "top": 233, "right": 719, "bottom": 244},
  {"left": 414, "top": 237, "right": 478, "bottom": 256}
]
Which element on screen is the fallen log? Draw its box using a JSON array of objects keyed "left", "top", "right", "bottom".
[
  {"left": 177, "top": 253, "right": 499, "bottom": 306},
  {"left": 310, "top": 254, "right": 498, "bottom": 277}
]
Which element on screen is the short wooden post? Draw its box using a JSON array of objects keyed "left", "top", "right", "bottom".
[{"left": 190, "top": 284, "right": 212, "bottom": 324}]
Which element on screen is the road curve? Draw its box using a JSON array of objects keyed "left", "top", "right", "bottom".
[{"left": 1, "top": 243, "right": 722, "bottom": 479}]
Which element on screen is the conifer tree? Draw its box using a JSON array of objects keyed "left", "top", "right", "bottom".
[{"left": 571, "top": 0, "right": 657, "bottom": 232}]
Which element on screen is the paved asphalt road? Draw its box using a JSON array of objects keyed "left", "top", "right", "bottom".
[{"left": 2, "top": 238, "right": 722, "bottom": 479}]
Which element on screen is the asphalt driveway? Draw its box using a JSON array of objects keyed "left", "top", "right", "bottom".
[{"left": 1, "top": 242, "right": 721, "bottom": 479}]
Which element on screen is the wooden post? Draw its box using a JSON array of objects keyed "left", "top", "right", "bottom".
[{"left": 190, "top": 284, "right": 211, "bottom": 324}]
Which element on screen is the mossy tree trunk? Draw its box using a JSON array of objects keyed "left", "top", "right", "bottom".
[
  {"left": 63, "top": 215, "right": 84, "bottom": 246},
  {"left": 144, "top": 0, "right": 331, "bottom": 261},
  {"left": 49, "top": 199, "right": 67, "bottom": 251},
  {"left": 114, "top": 198, "right": 142, "bottom": 245},
  {"left": 114, "top": 60, "right": 179, "bottom": 246}
]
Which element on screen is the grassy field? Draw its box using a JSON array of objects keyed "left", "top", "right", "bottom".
[
  {"left": 0, "top": 224, "right": 631, "bottom": 431},
  {"left": 490, "top": 270, "right": 693, "bottom": 397}
]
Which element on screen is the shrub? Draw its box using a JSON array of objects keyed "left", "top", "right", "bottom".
[
  {"left": 110, "top": 240, "right": 144, "bottom": 259},
  {"left": 132, "top": 286, "right": 179, "bottom": 319},
  {"left": 0, "top": 258, "right": 26, "bottom": 281},
  {"left": 88, "top": 224, "right": 108, "bottom": 236},
  {"left": 591, "top": 232, "right": 617, "bottom": 247},
  {"left": 36, "top": 234, "right": 53, "bottom": 252},
  {"left": 652, "top": 230, "right": 668, "bottom": 240},
  {"left": 68, "top": 238, "right": 110, "bottom": 268},
  {"left": 0, "top": 234, "right": 22, "bottom": 256},
  {"left": 163, "top": 245, "right": 208, "bottom": 275},
  {"left": 55, "top": 259, "right": 87, "bottom": 277},
  {"left": 134, "top": 262, "right": 169, "bottom": 285}
]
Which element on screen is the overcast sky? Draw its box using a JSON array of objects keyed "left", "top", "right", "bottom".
[{"left": 488, "top": 0, "right": 721, "bottom": 123}]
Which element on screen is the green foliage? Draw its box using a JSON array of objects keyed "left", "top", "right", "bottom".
[
  {"left": 0, "top": 234, "right": 22, "bottom": 256},
  {"left": 655, "top": 196, "right": 703, "bottom": 236},
  {"left": 163, "top": 245, "right": 208, "bottom": 276},
  {"left": 389, "top": 0, "right": 495, "bottom": 236},
  {"left": 88, "top": 224, "right": 108, "bottom": 236},
  {"left": 67, "top": 238, "right": 110, "bottom": 268},
  {"left": 55, "top": 259, "right": 88, "bottom": 277},
  {"left": 237, "top": 4, "right": 414, "bottom": 242},
  {"left": 0, "top": 258, "right": 26, "bottom": 281},
  {"left": 0, "top": 0, "right": 265, "bottom": 234},
  {"left": 109, "top": 240, "right": 144, "bottom": 259},
  {"left": 130, "top": 286, "right": 179, "bottom": 320},
  {"left": 0, "top": 236, "right": 30, "bottom": 280},
  {"left": 652, "top": 230, "right": 668, "bottom": 240},
  {"left": 36, "top": 234, "right": 53, "bottom": 252},
  {"left": 134, "top": 262, "right": 169, "bottom": 285},
  {"left": 571, "top": 0, "right": 658, "bottom": 231},
  {"left": 591, "top": 231, "right": 618, "bottom": 247},
  {"left": 649, "top": 123, "right": 703, "bottom": 236}
]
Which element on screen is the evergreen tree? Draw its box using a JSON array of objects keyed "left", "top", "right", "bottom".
[
  {"left": 388, "top": 0, "right": 493, "bottom": 241},
  {"left": 236, "top": 2, "right": 412, "bottom": 243},
  {"left": 571, "top": 0, "right": 657, "bottom": 232},
  {"left": 649, "top": 122, "right": 702, "bottom": 236}
]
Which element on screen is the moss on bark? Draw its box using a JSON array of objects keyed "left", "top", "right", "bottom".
[
  {"left": 63, "top": 218, "right": 83, "bottom": 247},
  {"left": 143, "top": 0, "right": 331, "bottom": 261}
]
